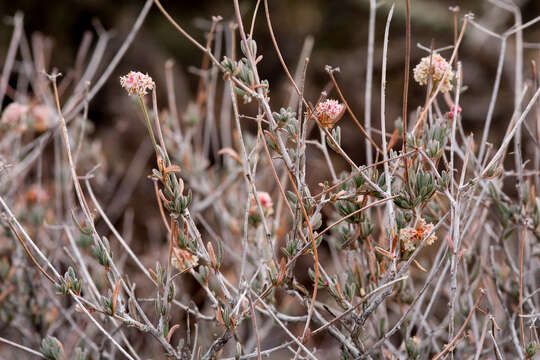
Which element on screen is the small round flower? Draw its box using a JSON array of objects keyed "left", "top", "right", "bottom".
[
  {"left": 1, "top": 102, "right": 28, "bottom": 128},
  {"left": 248, "top": 192, "right": 274, "bottom": 225},
  {"left": 31, "top": 104, "right": 55, "bottom": 133},
  {"left": 255, "top": 191, "right": 273, "bottom": 215},
  {"left": 413, "top": 53, "right": 455, "bottom": 93},
  {"left": 120, "top": 71, "right": 155, "bottom": 96},
  {"left": 316, "top": 99, "right": 345, "bottom": 128}
]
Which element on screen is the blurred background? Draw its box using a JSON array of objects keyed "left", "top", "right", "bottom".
[
  {"left": 1, "top": 0, "right": 539, "bottom": 138},
  {"left": 0, "top": 0, "right": 539, "bottom": 168},
  {"left": 0, "top": 0, "right": 538, "bottom": 210},
  {"left": 1, "top": 0, "right": 540, "bottom": 357}
]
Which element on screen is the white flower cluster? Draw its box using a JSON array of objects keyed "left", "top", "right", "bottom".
[
  {"left": 413, "top": 53, "right": 454, "bottom": 93},
  {"left": 120, "top": 71, "right": 155, "bottom": 96},
  {"left": 399, "top": 217, "right": 437, "bottom": 252}
]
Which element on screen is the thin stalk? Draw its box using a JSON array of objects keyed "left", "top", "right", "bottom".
[{"left": 138, "top": 95, "right": 159, "bottom": 155}]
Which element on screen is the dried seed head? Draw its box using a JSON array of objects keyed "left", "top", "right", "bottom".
[{"left": 120, "top": 71, "right": 155, "bottom": 96}]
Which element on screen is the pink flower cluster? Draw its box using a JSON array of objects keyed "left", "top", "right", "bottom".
[
  {"left": 1, "top": 102, "right": 28, "bottom": 126},
  {"left": 257, "top": 192, "right": 273, "bottom": 209},
  {"left": 316, "top": 99, "right": 345, "bottom": 127},
  {"left": 1, "top": 102, "right": 55, "bottom": 133},
  {"left": 120, "top": 71, "right": 155, "bottom": 96},
  {"left": 251, "top": 191, "right": 274, "bottom": 216},
  {"left": 399, "top": 217, "right": 437, "bottom": 252}
]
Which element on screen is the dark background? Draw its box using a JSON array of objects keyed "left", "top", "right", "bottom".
[{"left": 1, "top": 0, "right": 539, "bottom": 145}]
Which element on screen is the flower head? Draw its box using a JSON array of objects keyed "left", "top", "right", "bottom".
[
  {"left": 120, "top": 71, "right": 155, "bottom": 96},
  {"left": 256, "top": 191, "right": 273, "bottom": 215},
  {"left": 31, "top": 104, "right": 55, "bottom": 132},
  {"left": 399, "top": 217, "right": 438, "bottom": 252},
  {"left": 316, "top": 99, "right": 345, "bottom": 128},
  {"left": 413, "top": 53, "right": 455, "bottom": 93},
  {"left": 249, "top": 191, "right": 274, "bottom": 218},
  {"left": 400, "top": 227, "right": 417, "bottom": 252},
  {"left": 248, "top": 192, "right": 274, "bottom": 225},
  {"left": 417, "top": 218, "right": 437, "bottom": 245}
]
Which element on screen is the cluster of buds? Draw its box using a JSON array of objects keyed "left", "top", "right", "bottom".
[
  {"left": 399, "top": 217, "right": 437, "bottom": 252},
  {"left": 327, "top": 277, "right": 358, "bottom": 310},
  {"left": 273, "top": 107, "right": 296, "bottom": 127},
  {"left": 92, "top": 237, "right": 112, "bottom": 271},
  {"left": 315, "top": 99, "right": 345, "bottom": 129},
  {"left": 216, "top": 300, "right": 236, "bottom": 330},
  {"left": 408, "top": 117, "right": 449, "bottom": 159},
  {"left": 151, "top": 155, "right": 192, "bottom": 216},
  {"left": 120, "top": 71, "right": 155, "bottom": 96},
  {"left": 220, "top": 38, "right": 269, "bottom": 103},
  {"left": 393, "top": 165, "right": 444, "bottom": 209},
  {"left": 447, "top": 105, "right": 462, "bottom": 119},
  {"left": 413, "top": 53, "right": 455, "bottom": 93}
]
